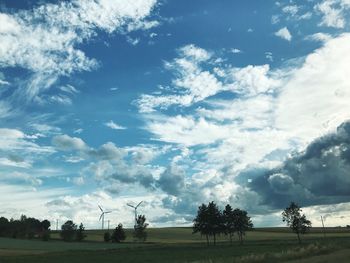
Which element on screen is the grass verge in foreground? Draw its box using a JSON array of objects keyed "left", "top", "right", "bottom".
[{"left": 1, "top": 238, "right": 350, "bottom": 263}]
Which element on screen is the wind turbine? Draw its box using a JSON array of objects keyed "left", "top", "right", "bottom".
[
  {"left": 98, "top": 205, "right": 112, "bottom": 230},
  {"left": 127, "top": 201, "right": 143, "bottom": 227}
]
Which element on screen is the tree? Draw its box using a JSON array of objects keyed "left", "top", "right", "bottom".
[
  {"left": 232, "top": 208, "right": 253, "bottom": 244},
  {"left": 206, "top": 201, "right": 223, "bottom": 245},
  {"left": 193, "top": 203, "right": 211, "bottom": 246},
  {"left": 193, "top": 201, "right": 223, "bottom": 246},
  {"left": 76, "top": 223, "right": 86, "bottom": 242},
  {"left": 222, "top": 204, "right": 235, "bottom": 245},
  {"left": 0, "top": 217, "right": 9, "bottom": 237},
  {"left": 41, "top": 220, "right": 51, "bottom": 241},
  {"left": 104, "top": 232, "right": 111, "bottom": 242},
  {"left": 111, "top": 223, "right": 126, "bottom": 243},
  {"left": 282, "top": 202, "right": 312, "bottom": 244},
  {"left": 60, "top": 220, "right": 77, "bottom": 242},
  {"left": 133, "top": 215, "right": 148, "bottom": 242}
]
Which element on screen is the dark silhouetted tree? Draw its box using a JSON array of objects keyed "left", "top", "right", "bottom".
[
  {"left": 223, "top": 204, "right": 235, "bottom": 245},
  {"left": 112, "top": 223, "right": 126, "bottom": 243},
  {"left": 193, "top": 203, "right": 210, "bottom": 246},
  {"left": 41, "top": 220, "right": 51, "bottom": 241},
  {"left": 282, "top": 202, "right": 311, "bottom": 244},
  {"left": 232, "top": 208, "right": 253, "bottom": 244},
  {"left": 134, "top": 215, "right": 148, "bottom": 242},
  {"left": 60, "top": 220, "right": 77, "bottom": 242},
  {"left": 0, "top": 217, "right": 9, "bottom": 237},
  {"left": 206, "top": 201, "right": 223, "bottom": 245},
  {"left": 193, "top": 201, "right": 223, "bottom": 246},
  {"left": 76, "top": 223, "right": 86, "bottom": 242},
  {"left": 104, "top": 232, "right": 111, "bottom": 242}
]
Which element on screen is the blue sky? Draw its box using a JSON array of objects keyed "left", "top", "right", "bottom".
[{"left": 1, "top": 0, "right": 350, "bottom": 228}]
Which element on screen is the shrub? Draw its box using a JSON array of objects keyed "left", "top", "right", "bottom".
[
  {"left": 111, "top": 224, "right": 126, "bottom": 243},
  {"left": 104, "top": 232, "right": 111, "bottom": 242}
]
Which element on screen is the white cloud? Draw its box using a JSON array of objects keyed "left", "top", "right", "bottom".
[
  {"left": 230, "top": 48, "right": 242, "bottom": 54},
  {"left": 136, "top": 46, "right": 280, "bottom": 112},
  {"left": 315, "top": 0, "right": 350, "bottom": 28},
  {"left": 0, "top": 128, "right": 54, "bottom": 154},
  {"left": 104, "top": 120, "right": 126, "bottom": 130},
  {"left": 282, "top": 5, "right": 299, "bottom": 16},
  {"left": 135, "top": 33, "right": 350, "bottom": 220},
  {"left": 59, "top": 84, "right": 79, "bottom": 94},
  {"left": 305, "top": 32, "right": 332, "bottom": 42},
  {"left": 276, "top": 33, "right": 350, "bottom": 142},
  {"left": 52, "top": 134, "right": 88, "bottom": 152},
  {"left": 0, "top": 0, "right": 159, "bottom": 100},
  {"left": 0, "top": 79, "right": 10, "bottom": 86},
  {"left": 275, "top": 27, "right": 292, "bottom": 41},
  {"left": 145, "top": 115, "right": 232, "bottom": 146}
]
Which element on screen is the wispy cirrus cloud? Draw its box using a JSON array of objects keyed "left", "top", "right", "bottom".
[
  {"left": 0, "top": 0, "right": 159, "bottom": 107},
  {"left": 104, "top": 120, "right": 126, "bottom": 130}
]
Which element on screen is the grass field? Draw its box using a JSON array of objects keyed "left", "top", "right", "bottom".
[{"left": 0, "top": 227, "right": 350, "bottom": 263}]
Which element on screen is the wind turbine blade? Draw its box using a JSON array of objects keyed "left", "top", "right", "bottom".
[
  {"left": 99, "top": 213, "right": 104, "bottom": 221},
  {"left": 98, "top": 205, "right": 103, "bottom": 212},
  {"left": 105, "top": 211, "right": 112, "bottom": 214},
  {"left": 136, "top": 201, "right": 143, "bottom": 209},
  {"left": 127, "top": 203, "right": 135, "bottom": 208}
]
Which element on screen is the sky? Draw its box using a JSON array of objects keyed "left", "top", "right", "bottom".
[{"left": 0, "top": 0, "right": 350, "bottom": 229}]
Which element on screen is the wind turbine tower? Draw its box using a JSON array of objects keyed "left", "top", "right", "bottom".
[
  {"left": 98, "top": 205, "right": 112, "bottom": 230},
  {"left": 127, "top": 201, "right": 143, "bottom": 227}
]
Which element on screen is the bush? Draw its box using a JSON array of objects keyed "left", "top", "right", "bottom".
[
  {"left": 42, "top": 230, "right": 50, "bottom": 241},
  {"left": 76, "top": 223, "right": 86, "bottom": 242},
  {"left": 60, "top": 220, "right": 77, "bottom": 242},
  {"left": 104, "top": 232, "right": 111, "bottom": 242},
  {"left": 111, "top": 224, "right": 126, "bottom": 243},
  {"left": 133, "top": 215, "right": 148, "bottom": 242}
]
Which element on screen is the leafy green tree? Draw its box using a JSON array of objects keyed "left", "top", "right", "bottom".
[
  {"left": 193, "top": 201, "right": 223, "bottom": 246},
  {"left": 40, "top": 220, "right": 51, "bottom": 241},
  {"left": 282, "top": 202, "right": 311, "bottom": 244},
  {"left": 76, "top": 223, "right": 86, "bottom": 242},
  {"left": 133, "top": 215, "right": 148, "bottom": 242},
  {"left": 0, "top": 217, "right": 9, "bottom": 237},
  {"left": 232, "top": 208, "right": 253, "bottom": 244},
  {"left": 206, "top": 201, "right": 223, "bottom": 245},
  {"left": 60, "top": 220, "right": 77, "bottom": 242},
  {"left": 222, "top": 204, "right": 235, "bottom": 245},
  {"left": 193, "top": 203, "right": 211, "bottom": 246},
  {"left": 112, "top": 223, "right": 127, "bottom": 243}
]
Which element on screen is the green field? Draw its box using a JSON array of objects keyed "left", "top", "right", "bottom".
[{"left": 1, "top": 227, "right": 350, "bottom": 263}]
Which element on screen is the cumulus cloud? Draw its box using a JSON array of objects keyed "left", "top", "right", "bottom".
[
  {"left": 136, "top": 45, "right": 280, "bottom": 112},
  {"left": 158, "top": 164, "right": 186, "bottom": 196},
  {"left": 276, "top": 34, "right": 350, "bottom": 142},
  {"left": 241, "top": 121, "right": 350, "bottom": 209},
  {"left": 275, "top": 27, "right": 292, "bottom": 41},
  {"left": 52, "top": 135, "right": 88, "bottom": 152}
]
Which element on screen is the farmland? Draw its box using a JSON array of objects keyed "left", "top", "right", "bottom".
[{"left": 1, "top": 227, "right": 350, "bottom": 263}]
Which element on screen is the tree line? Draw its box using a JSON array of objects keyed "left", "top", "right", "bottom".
[
  {"left": 193, "top": 201, "right": 253, "bottom": 246},
  {"left": 0, "top": 215, "right": 50, "bottom": 241},
  {"left": 193, "top": 201, "right": 312, "bottom": 246}
]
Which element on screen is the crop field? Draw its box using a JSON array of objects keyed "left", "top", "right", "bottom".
[{"left": 0, "top": 227, "right": 350, "bottom": 263}]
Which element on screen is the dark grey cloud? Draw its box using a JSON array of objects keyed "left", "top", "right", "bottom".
[
  {"left": 238, "top": 121, "right": 350, "bottom": 209},
  {"left": 157, "top": 164, "right": 185, "bottom": 196}
]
